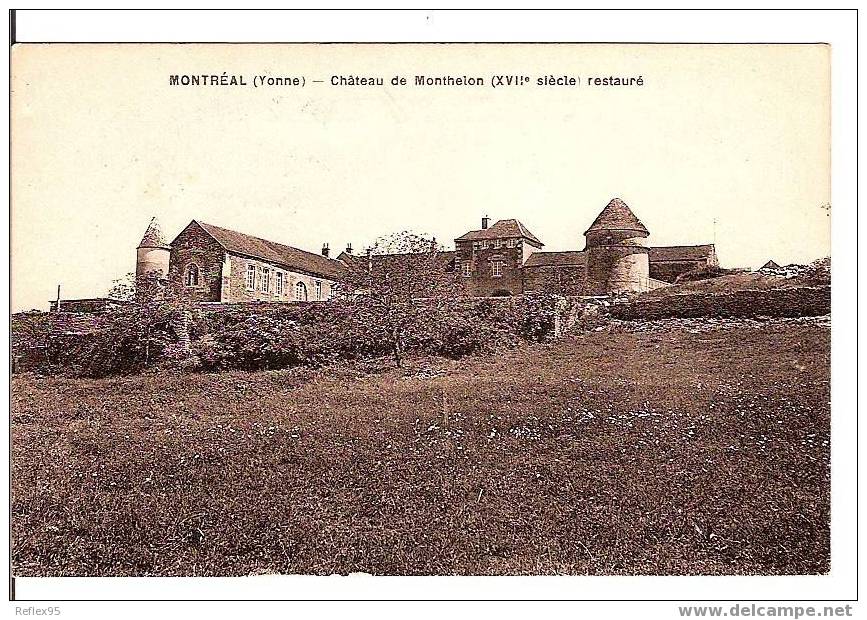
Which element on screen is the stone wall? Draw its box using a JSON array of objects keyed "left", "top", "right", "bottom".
[
  {"left": 649, "top": 260, "right": 707, "bottom": 284},
  {"left": 585, "top": 245, "right": 649, "bottom": 295},
  {"left": 136, "top": 246, "right": 170, "bottom": 279},
  {"left": 609, "top": 286, "right": 831, "bottom": 321},
  {"left": 522, "top": 264, "right": 587, "bottom": 296}
]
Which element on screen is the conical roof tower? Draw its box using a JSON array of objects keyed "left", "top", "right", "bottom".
[
  {"left": 137, "top": 216, "right": 171, "bottom": 250},
  {"left": 136, "top": 216, "right": 172, "bottom": 281},
  {"left": 584, "top": 197, "right": 651, "bottom": 295},
  {"left": 584, "top": 197, "right": 649, "bottom": 236}
]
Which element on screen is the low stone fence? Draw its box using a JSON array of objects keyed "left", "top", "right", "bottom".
[{"left": 609, "top": 286, "right": 830, "bottom": 321}]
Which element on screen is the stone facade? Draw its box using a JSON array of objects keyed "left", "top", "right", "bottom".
[
  {"left": 168, "top": 222, "right": 226, "bottom": 302},
  {"left": 454, "top": 241, "right": 529, "bottom": 297},
  {"left": 222, "top": 253, "right": 335, "bottom": 303},
  {"left": 584, "top": 232, "right": 650, "bottom": 295}
]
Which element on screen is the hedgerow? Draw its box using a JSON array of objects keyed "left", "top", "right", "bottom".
[{"left": 16, "top": 296, "right": 574, "bottom": 377}]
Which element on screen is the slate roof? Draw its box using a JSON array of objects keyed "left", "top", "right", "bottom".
[
  {"left": 194, "top": 221, "right": 345, "bottom": 279},
  {"left": 584, "top": 198, "right": 649, "bottom": 235},
  {"left": 138, "top": 217, "right": 171, "bottom": 249},
  {"left": 523, "top": 251, "right": 586, "bottom": 268},
  {"left": 649, "top": 245, "right": 716, "bottom": 263},
  {"left": 455, "top": 219, "right": 544, "bottom": 247}
]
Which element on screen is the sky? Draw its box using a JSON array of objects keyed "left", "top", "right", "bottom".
[{"left": 11, "top": 43, "right": 830, "bottom": 312}]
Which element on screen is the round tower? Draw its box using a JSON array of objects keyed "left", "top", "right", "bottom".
[
  {"left": 584, "top": 197, "right": 650, "bottom": 295},
  {"left": 136, "top": 216, "right": 171, "bottom": 280}
]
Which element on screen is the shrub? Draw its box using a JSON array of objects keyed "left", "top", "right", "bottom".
[{"left": 72, "top": 305, "right": 181, "bottom": 378}]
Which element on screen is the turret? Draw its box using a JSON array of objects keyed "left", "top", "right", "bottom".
[
  {"left": 584, "top": 197, "right": 650, "bottom": 294},
  {"left": 136, "top": 216, "right": 171, "bottom": 280}
]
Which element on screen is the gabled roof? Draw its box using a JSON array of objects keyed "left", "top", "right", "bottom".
[
  {"left": 190, "top": 221, "right": 345, "bottom": 280},
  {"left": 649, "top": 245, "right": 716, "bottom": 262},
  {"left": 138, "top": 217, "right": 171, "bottom": 249},
  {"left": 455, "top": 219, "right": 543, "bottom": 247},
  {"left": 761, "top": 260, "right": 781, "bottom": 270},
  {"left": 523, "top": 250, "right": 586, "bottom": 268},
  {"left": 584, "top": 198, "right": 649, "bottom": 236}
]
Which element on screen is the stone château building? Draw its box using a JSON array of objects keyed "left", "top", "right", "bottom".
[
  {"left": 135, "top": 197, "right": 717, "bottom": 303},
  {"left": 137, "top": 219, "right": 344, "bottom": 303},
  {"left": 451, "top": 198, "right": 717, "bottom": 296}
]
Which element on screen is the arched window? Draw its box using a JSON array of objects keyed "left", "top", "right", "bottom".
[
  {"left": 295, "top": 281, "right": 308, "bottom": 301},
  {"left": 185, "top": 264, "right": 200, "bottom": 287}
]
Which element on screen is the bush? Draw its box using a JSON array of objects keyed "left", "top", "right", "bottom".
[
  {"left": 434, "top": 314, "right": 486, "bottom": 358},
  {"left": 191, "top": 314, "right": 332, "bottom": 372},
  {"left": 517, "top": 294, "right": 562, "bottom": 341}
]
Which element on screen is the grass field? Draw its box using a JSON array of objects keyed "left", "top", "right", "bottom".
[{"left": 11, "top": 320, "right": 830, "bottom": 576}]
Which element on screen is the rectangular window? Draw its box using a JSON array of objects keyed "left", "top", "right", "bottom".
[
  {"left": 275, "top": 272, "right": 284, "bottom": 297},
  {"left": 492, "top": 261, "right": 503, "bottom": 278},
  {"left": 315, "top": 281, "right": 322, "bottom": 300},
  {"left": 481, "top": 240, "right": 489, "bottom": 249},
  {"left": 493, "top": 239, "right": 502, "bottom": 249},
  {"left": 507, "top": 238, "right": 516, "bottom": 248},
  {"left": 246, "top": 264, "right": 256, "bottom": 291},
  {"left": 472, "top": 241, "right": 481, "bottom": 250},
  {"left": 462, "top": 263, "right": 472, "bottom": 277},
  {"left": 261, "top": 268, "right": 270, "bottom": 292}
]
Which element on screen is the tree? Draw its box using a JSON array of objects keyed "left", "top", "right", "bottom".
[
  {"left": 103, "top": 271, "right": 189, "bottom": 369},
  {"left": 334, "top": 231, "right": 460, "bottom": 368}
]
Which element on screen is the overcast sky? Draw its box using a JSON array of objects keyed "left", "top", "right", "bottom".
[{"left": 11, "top": 43, "right": 829, "bottom": 312}]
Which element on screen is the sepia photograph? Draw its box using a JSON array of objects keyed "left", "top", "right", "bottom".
[{"left": 5, "top": 8, "right": 858, "bottom": 612}]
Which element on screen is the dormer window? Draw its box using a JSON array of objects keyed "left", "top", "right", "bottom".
[{"left": 185, "top": 264, "right": 200, "bottom": 287}]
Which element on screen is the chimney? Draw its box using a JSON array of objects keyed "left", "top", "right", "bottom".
[
  {"left": 321, "top": 243, "right": 330, "bottom": 258},
  {"left": 345, "top": 243, "right": 353, "bottom": 255},
  {"left": 482, "top": 215, "right": 490, "bottom": 229}
]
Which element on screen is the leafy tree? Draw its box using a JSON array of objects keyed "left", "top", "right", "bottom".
[
  {"left": 334, "top": 231, "right": 459, "bottom": 368},
  {"left": 100, "top": 271, "right": 189, "bottom": 370}
]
